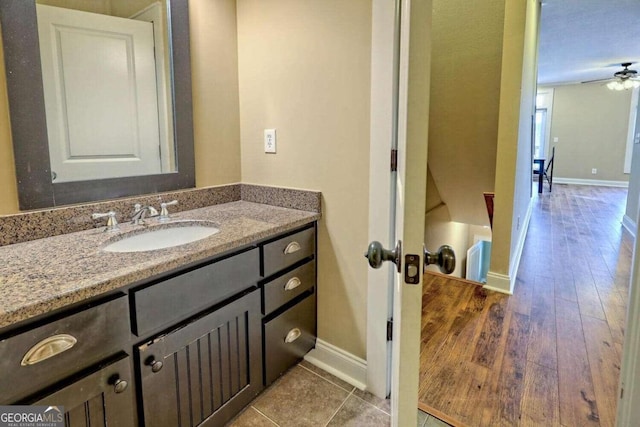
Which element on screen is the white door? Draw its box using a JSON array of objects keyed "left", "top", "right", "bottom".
[
  {"left": 617, "top": 193, "right": 640, "bottom": 424},
  {"left": 37, "top": 4, "right": 162, "bottom": 183},
  {"left": 366, "top": 1, "right": 433, "bottom": 426}
]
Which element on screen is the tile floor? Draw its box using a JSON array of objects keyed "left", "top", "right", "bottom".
[{"left": 228, "top": 360, "right": 450, "bottom": 426}]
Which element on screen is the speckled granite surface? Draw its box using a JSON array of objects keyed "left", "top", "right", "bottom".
[
  {"left": 241, "top": 184, "right": 322, "bottom": 213},
  {"left": 0, "top": 201, "right": 320, "bottom": 329},
  {"left": 0, "top": 185, "right": 240, "bottom": 247},
  {"left": 0, "top": 184, "right": 321, "bottom": 247}
]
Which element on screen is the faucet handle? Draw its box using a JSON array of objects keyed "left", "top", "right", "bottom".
[
  {"left": 92, "top": 211, "right": 119, "bottom": 232},
  {"left": 159, "top": 200, "right": 178, "bottom": 222}
]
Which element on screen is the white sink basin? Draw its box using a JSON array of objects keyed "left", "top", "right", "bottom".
[{"left": 103, "top": 224, "right": 220, "bottom": 252}]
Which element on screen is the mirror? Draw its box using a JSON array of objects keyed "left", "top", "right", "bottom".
[
  {"left": 0, "top": 0, "right": 194, "bottom": 210},
  {"left": 37, "top": 0, "right": 176, "bottom": 184}
]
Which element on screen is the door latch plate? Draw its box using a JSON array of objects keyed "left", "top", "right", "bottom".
[{"left": 404, "top": 254, "right": 420, "bottom": 284}]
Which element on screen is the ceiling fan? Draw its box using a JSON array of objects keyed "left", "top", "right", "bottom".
[{"left": 582, "top": 62, "right": 640, "bottom": 90}]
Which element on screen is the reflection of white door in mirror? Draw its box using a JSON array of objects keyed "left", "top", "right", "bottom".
[
  {"left": 37, "top": 4, "right": 164, "bottom": 183},
  {"left": 130, "top": 2, "right": 175, "bottom": 174}
]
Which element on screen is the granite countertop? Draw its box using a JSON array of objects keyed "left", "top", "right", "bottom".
[{"left": 0, "top": 201, "right": 320, "bottom": 330}]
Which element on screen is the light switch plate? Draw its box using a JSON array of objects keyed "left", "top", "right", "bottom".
[{"left": 264, "top": 129, "right": 276, "bottom": 153}]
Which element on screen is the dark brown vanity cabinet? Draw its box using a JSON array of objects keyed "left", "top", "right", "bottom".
[
  {"left": 32, "top": 356, "right": 136, "bottom": 427},
  {"left": 136, "top": 289, "right": 262, "bottom": 426},
  {"left": 0, "top": 223, "right": 318, "bottom": 426},
  {"left": 260, "top": 225, "right": 317, "bottom": 386},
  {"left": 0, "top": 296, "right": 136, "bottom": 425}
]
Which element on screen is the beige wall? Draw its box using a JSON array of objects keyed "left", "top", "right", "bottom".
[
  {"left": 548, "top": 83, "right": 631, "bottom": 182},
  {"left": 190, "top": 0, "right": 241, "bottom": 186},
  {"left": 427, "top": 0, "right": 539, "bottom": 283},
  {"left": 625, "top": 98, "right": 640, "bottom": 225},
  {"left": 427, "top": 0, "right": 504, "bottom": 226},
  {"left": 237, "top": 0, "right": 372, "bottom": 358},
  {"left": 490, "top": 0, "right": 539, "bottom": 277},
  {"left": 36, "top": 0, "right": 157, "bottom": 17},
  {"left": 110, "top": 0, "right": 158, "bottom": 18},
  {"left": 36, "top": 0, "right": 112, "bottom": 14}
]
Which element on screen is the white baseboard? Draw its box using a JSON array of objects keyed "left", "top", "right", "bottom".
[
  {"left": 484, "top": 198, "right": 532, "bottom": 295},
  {"left": 509, "top": 198, "right": 533, "bottom": 283},
  {"left": 304, "top": 338, "right": 368, "bottom": 390},
  {"left": 484, "top": 272, "right": 513, "bottom": 295},
  {"left": 553, "top": 177, "right": 629, "bottom": 188},
  {"left": 623, "top": 214, "right": 637, "bottom": 238}
]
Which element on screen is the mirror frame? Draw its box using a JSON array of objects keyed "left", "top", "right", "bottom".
[{"left": 0, "top": 0, "right": 195, "bottom": 210}]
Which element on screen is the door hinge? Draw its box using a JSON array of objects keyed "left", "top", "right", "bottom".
[
  {"left": 391, "top": 149, "right": 398, "bottom": 172},
  {"left": 387, "top": 319, "right": 393, "bottom": 341}
]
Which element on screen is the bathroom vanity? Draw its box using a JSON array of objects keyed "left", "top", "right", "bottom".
[{"left": 0, "top": 197, "right": 319, "bottom": 426}]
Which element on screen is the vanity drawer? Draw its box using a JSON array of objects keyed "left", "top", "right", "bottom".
[
  {"left": 263, "top": 260, "right": 315, "bottom": 315},
  {"left": 263, "top": 226, "right": 315, "bottom": 277},
  {"left": 0, "top": 296, "right": 129, "bottom": 404},
  {"left": 132, "top": 247, "right": 259, "bottom": 336},
  {"left": 264, "top": 293, "right": 316, "bottom": 386}
]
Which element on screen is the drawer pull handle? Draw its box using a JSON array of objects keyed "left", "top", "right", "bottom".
[
  {"left": 285, "top": 328, "right": 302, "bottom": 344},
  {"left": 284, "top": 277, "right": 302, "bottom": 291},
  {"left": 284, "top": 241, "right": 301, "bottom": 254},
  {"left": 21, "top": 334, "right": 77, "bottom": 366}
]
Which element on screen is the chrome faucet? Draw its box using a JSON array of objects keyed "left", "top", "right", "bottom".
[
  {"left": 159, "top": 200, "right": 178, "bottom": 222},
  {"left": 92, "top": 211, "right": 119, "bottom": 232},
  {"left": 131, "top": 204, "right": 158, "bottom": 225}
]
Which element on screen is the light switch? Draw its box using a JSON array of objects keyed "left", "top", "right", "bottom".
[{"left": 553, "top": 137, "right": 559, "bottom": 143}]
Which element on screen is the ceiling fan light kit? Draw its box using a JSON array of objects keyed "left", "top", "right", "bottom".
[
  {"left": 606, "top": 79, "right": 640, "bottom": 91},
  {"left": 581, "top": 63, "right": 640, "bottom": 90},
  {"left": 606, "top": 62, "right": 640, "bottom": 91}
]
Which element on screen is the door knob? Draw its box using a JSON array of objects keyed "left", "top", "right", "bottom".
[
  {"left": 424, "top": 245, "right": 456, "bottom": 274},
  {"left": 364, "top": 241, "right": 402, "bottom": 272}
]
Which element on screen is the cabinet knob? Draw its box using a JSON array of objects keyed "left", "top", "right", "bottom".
[
  {"left": 146, "top": 357, "right": 164, "bottom": 373},
  {"left": 113, "top": 378, "right": 128, "bottom": 393}
]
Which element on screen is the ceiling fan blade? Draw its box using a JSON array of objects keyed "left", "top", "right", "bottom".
[{"left": 581, "top": 77, "right": 612, "bottom": 84}]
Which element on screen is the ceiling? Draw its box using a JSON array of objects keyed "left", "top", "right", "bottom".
[{"left": 538, "top": 0, "right": 640, "bottom": 86}]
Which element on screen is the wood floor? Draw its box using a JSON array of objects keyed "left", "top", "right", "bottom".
[{"left": 418, "top": 184, "right": 632, "bottom": 427}]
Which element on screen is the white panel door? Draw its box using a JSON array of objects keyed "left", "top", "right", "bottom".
[
  {"left": 37, "top": 4, "right": 162, "bottom": 183},
  {"left": 390, "top": 1, "right": 431, "bottom": 425},
  {"left": 366, "top": 1, "right": 432, "bottom": 426}
]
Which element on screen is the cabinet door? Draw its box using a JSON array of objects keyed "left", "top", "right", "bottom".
[
  {"left": 32, "top": 356, "right": 135, "bottom": 427},
  {"left": 137, "top": 290, "right": 262, "bottom": 427}
]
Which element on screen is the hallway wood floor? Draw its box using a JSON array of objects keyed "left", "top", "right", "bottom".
[{"left": 417, "top": 185, "right": 632, "bottom": 427}]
